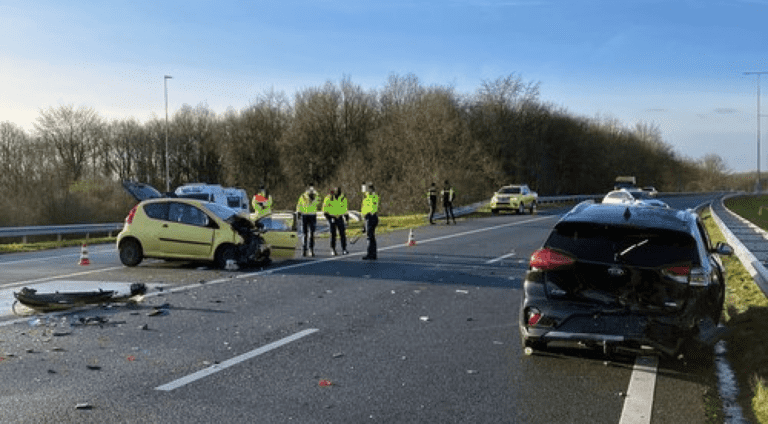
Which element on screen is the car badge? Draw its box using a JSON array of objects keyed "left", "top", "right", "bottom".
[{"left": 607, "top": 266, "right": 625, "bottom": 277}]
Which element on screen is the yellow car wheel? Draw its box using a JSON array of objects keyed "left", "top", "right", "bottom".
[{"left": 119, "top": 239, "right": 143, "bottom": 267}]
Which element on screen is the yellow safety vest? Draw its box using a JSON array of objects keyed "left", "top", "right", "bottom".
[
  {"left": 296, "top": 193, "right": 320, "bottom": 214},
  {"left": 361, "top": 192, "right": 379, "bottom": 215},
  {"left": 323, "top": 194, "right": 348, "bottom": 217},
  {"left": 253, "top": 195, "right": 273, "bottom": 217}
]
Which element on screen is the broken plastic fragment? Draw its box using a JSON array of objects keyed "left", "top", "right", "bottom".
[
  {"left": 225, "top": 260, "right": 239, "bottom": 271},
  {"left": 319, "top": 379, "right": 333, "bottom": 387}
]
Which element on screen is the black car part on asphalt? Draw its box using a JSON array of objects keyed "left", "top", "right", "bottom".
[{"left": 13, "top": 283, "right": 148, "bottom": 313}]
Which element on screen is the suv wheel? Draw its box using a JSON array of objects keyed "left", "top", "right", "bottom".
[
  {"left": 215, "top": 245, "right": 238, "bottom": 269},
  {"left": 119, "top": 239, "right": 143, "bottom": 267},
  {"left": 530, "top": 202, "right": 537, "bottom": 215}
]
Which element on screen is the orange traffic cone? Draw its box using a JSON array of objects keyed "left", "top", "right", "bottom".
[
  {"left": 407, "top": 229, "right": 416, "bottom": 246},
  {"left": 78, "top": 243, "right": 91, "bottom": 266}
]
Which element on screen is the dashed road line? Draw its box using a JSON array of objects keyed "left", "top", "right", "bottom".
[
  {"left": 486, "top": 251, "right": 518, "bottom": 264},
  {"left": 155, "top": 328, "right": 319, "bottom": 391}
]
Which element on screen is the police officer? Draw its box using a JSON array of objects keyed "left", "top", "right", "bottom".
[
  {"left": 427, "top": 182, "right": 438, "bottom": 225},
  {"left": 296, "top": 186, "right": 320, "bottom": 257},
  {"left": 361, "top": 182, "right": 379, "bottom": 260},
  {"left": 442, "top": 180, "right": 456, "bottom": 225},
  {"left": 323, "top": 187, "right": 349, "bottom": 256},
  {"left": 252, "top": 187, "right": 273, "bottom": 220}
]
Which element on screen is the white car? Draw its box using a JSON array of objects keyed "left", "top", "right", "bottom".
[
  {"left": 643, "top": 186, "right": 659, "bottom": 197},
  {"left": 174, "top": 183, "right": 250, "bottom": 215},
  {"left": 602, "top": 189, "right": 668, "bottom": 208}
]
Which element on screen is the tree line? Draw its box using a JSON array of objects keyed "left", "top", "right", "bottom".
[{"left": 0, "top": 73, "right": 736, "bottom": 227}]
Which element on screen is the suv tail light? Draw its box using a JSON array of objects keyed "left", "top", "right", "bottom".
[
  {"left": 125, "top": 206, "right": 138, "bottom": 224},
  {"left": 526, "top": 307, "right": 542, "bottom": 326},
  {"left": 663, "top": 265, "right": 709, "bottom": 286},
  {"left": 689, "top": 267, "right": 709, "bottom": 286},
  {"left": 530, "top": 248, "right": 575, "bottom": 271},
  {"left": 663, "top": 265, "right": 689, "bottom": 284}
]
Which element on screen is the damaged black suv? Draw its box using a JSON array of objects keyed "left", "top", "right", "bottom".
[{"left": 519, "top": 201, "right": 733, "bottom": 358}]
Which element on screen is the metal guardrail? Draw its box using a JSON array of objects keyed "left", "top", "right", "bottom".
[
  {"left": 710, "top": 195, "right": 768, "bottom": 297},
  {"left": 0, "top": 223, "right": 125, "bottom": 244}
]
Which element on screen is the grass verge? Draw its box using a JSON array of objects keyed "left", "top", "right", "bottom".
[
  {"left": 724, "top": 195, "right": 768, "bottom": 232},
  {"left": 701, "top": 208, "right": 768, "bottom": 424}
]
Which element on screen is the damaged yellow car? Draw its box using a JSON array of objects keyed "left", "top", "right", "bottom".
[{"left": 117, "top": 181, "right": 297, "bottom": 268}]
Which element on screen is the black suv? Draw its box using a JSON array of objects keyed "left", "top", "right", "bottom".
[{"left": 519, "top": 201, "right": 733, "bottom": 358}]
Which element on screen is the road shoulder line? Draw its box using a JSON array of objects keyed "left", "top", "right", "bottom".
[{"left": 619, "top": 355, "right": 658, "bottom": 424}]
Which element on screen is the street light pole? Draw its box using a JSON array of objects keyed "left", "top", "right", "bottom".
[
  {"left": 745, "top": 71, "right": 768, "bottom": 192},
  {"left": 164, "top": 75, "right": 173, "bottom": 193}
]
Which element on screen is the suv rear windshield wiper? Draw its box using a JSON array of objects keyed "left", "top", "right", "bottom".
[{"left": 617, "top": 238, "right": 649, "bottom": 260}]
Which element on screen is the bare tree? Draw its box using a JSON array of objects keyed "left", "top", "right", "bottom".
[
  {"left": 173, "top": 103, "right": 221, "bottom": 184},
  {"left": 102, "top": 118, "right": 151, "bottom": 181},
  {"left": 220, "top": 89, "right": 290, "bottom": 193},
  {"left": 0, "top": 122, "right": 31, "bottom": 194},
  {"left": 281, "top": 83, "right": 345, "bottom": 186},
  {"left": 700, "top": 153, "right": 730, "bottom": 190},
  {"left": 34, "top": 104, "right": 103, "bottom": 184},
  {"left": 476, "top": 73, "right": 540, "bottom": 109}
]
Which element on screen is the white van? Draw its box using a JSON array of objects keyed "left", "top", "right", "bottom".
[{"left": 174, "top": 183, "right": 249, "bottom": 214}]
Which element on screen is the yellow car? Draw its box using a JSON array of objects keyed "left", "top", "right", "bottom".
[
  {"left": 490, "top": 184, "right": 538, "bottom": 215},
  {"left": 117, "top": 182, "right": 297, "bottom": 268}
]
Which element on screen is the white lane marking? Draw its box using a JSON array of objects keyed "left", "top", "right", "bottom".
[
  {"left": 155, "top": 328, "right": 319, "bottom": 391},
  {"left": 237, "top": 215, "right": 556, "bottom": 279},
  {"left": 486, "top": 251, "right": 518, "bottom": 264},
  {"left": 619, "top": 355, "right": 658, "bottom": 424}
]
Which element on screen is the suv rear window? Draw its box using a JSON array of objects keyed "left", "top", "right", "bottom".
[{"left": 546, "top": 222, "right": 698, "bottom": 267}]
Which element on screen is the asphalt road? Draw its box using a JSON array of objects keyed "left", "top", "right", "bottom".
[{"left": 0, "top": 195, "right": 726, "bottom": 423}]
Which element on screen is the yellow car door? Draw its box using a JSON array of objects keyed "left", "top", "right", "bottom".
[
  {"left": 258, "top": 215, "right": 299, "bottom": 258},
  {"left": 157, "top": 202, "right": 216, "bottom": 259}
]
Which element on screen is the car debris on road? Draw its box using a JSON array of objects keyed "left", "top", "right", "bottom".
[{"left": 12, "top": 283, "right": 147, "bottom": 314}]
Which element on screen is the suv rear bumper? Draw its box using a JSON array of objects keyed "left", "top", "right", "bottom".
[{"left": 518, "top": 303, "right": 696, "bottom": 356}]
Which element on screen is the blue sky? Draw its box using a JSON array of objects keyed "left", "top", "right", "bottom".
[{"left": 1, "top": 0, "right": 766, "bottom": 172}]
